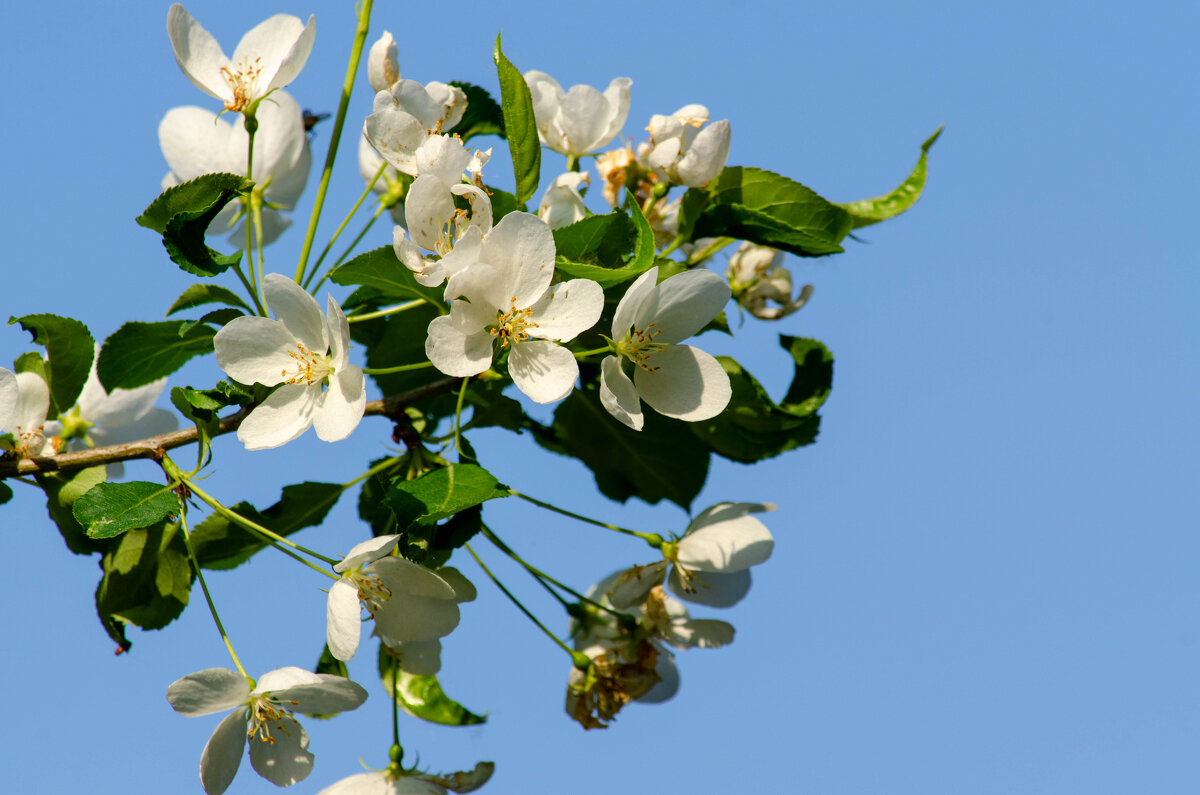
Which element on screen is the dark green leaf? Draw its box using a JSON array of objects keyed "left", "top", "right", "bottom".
[
  {"left": 675, "top": 187, "right": 709, "bottom": 243},
  {"left": 627, "top": 188, "right": 657, "bottom": 271},
  {"left": 190, "top": 482, "right": 343, "bottom": 570},
  {"left": 95, "top": 522, "right": 192, "bottom": 650},
  {"left": 166, "top": 284, "right": 253, "bottom": 316},
  {"left": 0, "top": 480, "right": 12, "bottom": 505},
  {"left": 330, "top": 246, "right": 445, "bottom": 308},
  {"left": 137, "top": 173, "right": 253, "bottom": 278},
  {"left": 465, "top": 379, "right": 530, "bottom": 433},
  {"left": 384, "top": 464, "right": 509, "bottom": 529},
  {"left": 196, "top": 308, "right": 244, "bottom": 327},
  {"left": 358, "top": 304, "right": 450, "bottom": 405},
  {"left": 840, "top": 125, "right": 943, "bottom": 229},
  {"left": 37, "top": 467, "right": 109, "bottom": 555},
  {"left": 552, "top": 212, "right": 637, "bottom": 266},
  {"left": 74, "top": 481, "right": 180, "bottom": 539},
  {"left": 493, "top": 33, "right": 540, "bottom": 205},
  {"left": 8, "top": 314, "right": 94, "bottom": 419},
  {"left": 170, "top": 386, "right": 222, "bottom": 467},
  {"left": 97, "top": 321, "right": 216, "bottom": 392},
  {"left": 449, "top": 81, "right": 505, "bottom": 141},
  {"left": 380, "top": 644, "right": 486, "bottom": 726},
  {"left": 554, "top": 257, "right": 654, "bottom": 289},
  {"left": 694, "top": 167, "right": 853, "bottom": 257}
]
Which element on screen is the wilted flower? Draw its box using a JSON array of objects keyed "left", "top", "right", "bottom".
[
  {"left": 0, "top": 368, "right": 50, "bottom": 458},
  {"left": 166, "top": 666, "right": 367, "bottom": 795},
  {"left": 566, "top": 639, "right": 662, "bottom": 729},
  {"left": 214, "top": 274, "right": 365, "bottom": 450},
  {"left": 524, "top": 71, "right": 632, "bottom": 157},
  {"left": 167, "top": 4, "right": 315, "bottom": 115},
  {"left": 599, "top": 266, "right": 732, "bottom": 430},
  {"left": 727, "top": 242, "right": 813, "bottom": 320},
  {"left": 639, "top": 104, "right": 730, "bottom": 187}
]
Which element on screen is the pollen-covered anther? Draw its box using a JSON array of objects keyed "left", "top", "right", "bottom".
[
  {"left": 490, "top": 299, "right": 538, "bottom": 348},
  {"left": 618, "top": 322, "right": 667, "bottom": 372},
  {"left": 351, "top": 571, "right": 393, "bottom": 616},
  {"left": 220, "top": 56, "right": 265, "bottom": 112},
  {"left": 247, "top": 696, "right": 295, "bottom": 744},
  {"left": 282, "top": 343, "right": 332, "bottom": 386}
]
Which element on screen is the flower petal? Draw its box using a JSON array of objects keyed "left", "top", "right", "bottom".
[
  {"left": 335, "top": 535, "right": 400, "bottom": 573},
  {"left": 317, "top": 772, "right": 393, "bottom": 795},
  {"left": 167, "top": 668, "right": 251, "bottom": 716},
  {"left": 159, "top": 106, "right": 236, "bottom": 180},
  {"left": 405, "top": 174, "right": 457, "bottom": 251},
  {"left": 313, "top": 364, "right": 366, "bottom": 442},
  {"left": 663, "top": 618, "right": 735, "bottom": 650},
  {"left": 371, "top": 557, "right": 457, "bottom": 599},
  {"left": 200, "top": 706, "right": 249, "bottom": 795},
  {"left": 599, "top": 356, "right": 643, "bottom": 430},
  {"left": 264, "top": 273, "right": 327, "bottom": 352},
  {"left": 557, "top": 84, "right": 610, "bottom": 155},
  {"left": 271, "top": 675, "right": 369, "bottom": 716},
  {"left": 528, "top": 278, "right": 603, "bottom": 341},
  {"left": 636, "top": 648, "right": 679, "bottom": 704},
  {"left": 214, "top": 316, "right": 296, "bottom": 386},
  {"left": 611, "top": 266, "right": 658, "bottom": 337},
  {"left": 509, "top": 340, "right": 579, "bottom": 403},
  {"left": 167, "top": 4, "right": 232, "bottom": 102},
  {"left": 415, "top": 134, "right": 471, "bottom": 185},
  {"left": 478, "top": 212, "right": 555, "bottom": 308},
  {"left": 668, "top": 566, "right": 752, "bottom": 608},
  {"left": 634, "top": 268, "right": 730, "bottom": 343},
  {"left": 248, "top": 715, "right": 313, "bottom": 787},
  {"left": 13, "top": 372, "right": 49, "bottom": 434},
  {"left": 606, "top": 561, "right": 667, "bottom": 608},
  {"left": 425, "top": 313, "right": 494, "bottom": 378},
  {"left": 598, "top": 77, "right": 633, "bottom": 148},
  {"left": 262, "top": 16, "right": 316, "bottom": 94},
  {"left": 437, "top": 566, "right": 477, "bottom": 602},
  {"left": 236, "top": 383, "right": 316, "bottom": 450},
  {"left": 0, "top": 368, "right": 18, "bottom": 427},
  {"left": 676, "top": 119, "right": 730, "bottom": 187},
  {"left": 677, "top": 502, "right": 775, "bottom": 571},
  {"left": 634, "top": 344, "right": 731, "bottom": 422},
  {"left": 393, "top": 639, "right": 443, "bottom": 676},
  {"left": 367, "top": 31, "right": 399, "bottom": 93},
  {"left": 326, "top": 578, "right": 364, "bottom": 661}
]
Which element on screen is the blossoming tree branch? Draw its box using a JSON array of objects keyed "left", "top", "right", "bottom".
[{"left": 0, "top": 3, "right": 939, "bottom": 793}]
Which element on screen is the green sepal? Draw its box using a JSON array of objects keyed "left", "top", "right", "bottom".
[
  {"left": 449, "top": 81, "right": 505, "bottom": 141},
  {"left": 840, "top": 126, "right": 943, "bottom": 229},
  {"left": 189, "top": 482, "right": 343, "bottom": 570},
  {"left": 379, "top": 644, "right": 486, "bottom": 726},
  {"left": 73, "top": 481, "right": 180, "bottom": 539},
  {"left": 691, "top": 336, "right": 833, "bottom": 463},
  {"left": 493, "top": 33, "right": 540, "bottom": 205},
  {"left": 36, "top": 467, "right": 109, "bottom": 555},
  {"left": 166, "top": 284, "right": 253, "bottom": 316},
  {"left": 8, "top": 313, "right": 95, "bottom": 420},
  {"left": 97, "top": 321, "right": 216, "bottom": 392},
  {"left": 693, "top": 167, "right": 853, "bottom": 257},
  {"left": 136, "top": 172, "right": 253, "bottom": 277},
  {"left": 330, "top": 246, "right": 445, "bottom": 309},
  {"left": 95, "top": 520, "right": 193, "bottom": 652}
]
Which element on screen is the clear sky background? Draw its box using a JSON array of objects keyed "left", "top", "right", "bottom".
[{"left": 2, "top": 1, "right": 1198, "bottom": 793}]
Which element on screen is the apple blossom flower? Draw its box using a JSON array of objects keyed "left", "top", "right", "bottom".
[
  {"left": 538, "top": 172, "right": 589, "bottom": 229},
  {"left": 166, "top": 666, "right": 367, "bottom": 795},
  {"left": 639, "top": 104, "right": 730, "bottom": 188},
  {"left": 0, "top": 368, "right": 50, "bottom": 458},
  {"left": 167, "top": 4, "right": 315, "bottom": 115},
  {"left": 326, "top": 535, "right": 463, "bottom": 661},
  {"left": 380, "top": 566, "right": 477, "bottom": 674},
  {"left": 727, "top": 242, "right": 814, "bottom": 320},
  {"left": 608, "top": 502, "right": 776, "bottom": 609},
  {"left": 214, "top": 274, "right": 365, "bottom": 450},
  {"left": 364, "top": 80, "right": 468, "bottom": 176},
  {"left": 599, "top": 266, "right": 732, "bottom": 430},
  {"left": 367, "top": 31, "right": 400, "bottom": 93},
  {"left": 425, "top": 212, "right": 604, "bottom": 403},
  {"left": 524, "top": 71, "right": 632, "bottom": 158},
  {"left": 159, "top": 89, "right": 312, "bottom": 247},
  {"left": 317, "top": 762, "right": 494, "bottom": 794}
]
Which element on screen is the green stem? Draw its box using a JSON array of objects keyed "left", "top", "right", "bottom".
[
  {"left": 243, "top": 117, "right": 262, "bottom": 312},
  {"left": 391, "top": 653, "right": 402, "bottom": 753},
  {"left": 294, "top": 0, "right": 375, "bottom": 284},
  {"left": 305, "top": 162, "right": 387, "bottom": 294},
  {"left": 465, "top": 543, "right": 577, "bottom": 658},
  {"left": 572, "top": 345, "right": 610, "bottom": 360},
  {"left": 686, "top": 235, "right": 735, "bottom": 265},
  {"left": 361, "top": 361, "right": 435, "bottom": 375},
  {"left": 307, "top": 203, "right": 386, "bottom": 293},
  {"left": 252, "top": 191, "right": 267, "bottom": 309},
  {"left": 508, "top": 488, "right": 663, "bottom": 547},
  {"left": 177, "top": 499, "right": 250, "bottom": 680},
  {"left": 341, "top": 455, "right": 402, "bottom": 490},
  {"left": 453, "top": 378, "right": 469, "bottom": 457},
  {"left": 566, "top": 154, "right": 581, "bottom": 172},
  {"left": 346, "top": 299, "right": 425, "bottom": 323}
]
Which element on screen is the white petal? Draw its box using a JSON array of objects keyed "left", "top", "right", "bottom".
[
  {"left": 263, "top": 273, "right": 327, "bottom": 353},
  {"left": 326, "top": 578, "right": 363, "bottom": 661},
  {"left": 367, "top": 31, "right": 399, "bottom": 93},
  {"left": 317, "top": 772, "right": 393, "bottom": 795},
  {"left": 606, "top": 561, "right": 667, "bottom": 609},
  {"left": 199, "top": 706, "right": 249, "bottom": 795},
  {"left": 425, "top": 313, "right": 494, "bottom": 378},
  {"left": 634, "top": 269, "right": 730, "bottom": 344},
  {"left": 415, "top": 134, "right": 471, "bottom": 185},
  {"left": 159, "top": 106, "right": 236, "bottom": 180},
  {"left": 313, "top": 364, "right": 366, "bottom": 442},
  {"left": 231, "top": 14, "right": 308, "bottom": 94},
  {"left": 676, "top": 119, "right": 730, "bottom": 187},
  {"left": 371, "top": 557, "right": 457, "bottom": 599},
  {"left": 85, "top": 378, "right": 166, "bottom": 429},
  {"left": 557, "top": 84, "right": 609, "bottom": 155},
  {"left": 450, "top": 183, "right": 494, "bottom": 236},
  {"left": 634, "top": 344, "right": 731, "bottom": 422},
  {"left": 256, "top": 93, "right": 311, "bottom": 209},
  {"left": 261, "top": 16, "right": 316, "bottom": 94},
  {"left": 664, "top": 618, "right": 735, "bottom": 650},
  {"left": 271, "top": 674, "right": 368, "bottom": 715},
  {"left": 214, "top": 316, "right": 295, "bottom": 386},
  {"left": 336, "top": 535, "right": 400, "bottom": 572},
  {"left": 668, "top": 566, "right": 752, "bottom": 608},
  {"left": 394, "top": 639, "right": 443, "bottom": 675},
  {"left": 236, "top": 384, "right": 316, "bottom": 450},
  {"left": 677, "top": 502, "right": 775, "bottom": 571},
  {"left": 0, "top": 368, "right": 18, "bottom": 427},
  {"left": 598, "top": 77, "right": 633, "bottom": 148},
  {"left": 363, "top": 106, "right": 427, "bottom": 175},
  {"left": 599, "top": 356, "right": 643, "bottom": 431},
  {"left": 437, "top": 566, "right": 478, "bottom": 602},
  {"left": 509, "top": 340, "right": 579, "bottom": 403},
  {"left": 248, "top": 715, "right": 313, "bottom": 787},
  {"left": 167, "top": 4, "right": 232, "bottom": 102},
  {"left": 406, "top": 175, "right": 457, "bottom": 252},
  {"left": 13, "top": 372, "right": 49, "bottom": 434},
  {"left": 167, "top": 668, "right": 251, "bottom": 716},
  {"left": 524, "top": 70, "right": 564, "bottom": 138},
  {"left": 478, "top": 212, "right": 556, "bottom": 308},
  {"left": 611, "top": 266, "right": 658, "bottom": 337},
  {"left": 528, "top": 278, "right": 603, "bottom": 341},
  {"left": 375, "top": 596, "right": 461, "bottom": 644}
]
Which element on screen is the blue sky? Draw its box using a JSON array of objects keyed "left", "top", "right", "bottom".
[{"left": 1, "top": 1, "right": 1198, "bottom": 793}]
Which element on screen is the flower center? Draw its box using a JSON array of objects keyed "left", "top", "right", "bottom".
[
  {"left": 220, "top": 56, "right": 264, "bottom": 112},
  {"left": 246, "top": 693, "right": 298, "bottom": 745},
  {"left": 615, "top": 323, "right": 668, "bottom": 371},
  {"left": 490, "top": 298, "right": 538, "bottom": 349},
  {"left": 641, "top": 585, "right": 674, "bottom": 636},
  {"left": 281, "top": 343, "right": 334, "bottom": 387},
  {"left": 350, "top": 570, "right": 393, "bottom": 617},
  {"left": 434, "top": 208, "right": 471, "bottom": 256}
]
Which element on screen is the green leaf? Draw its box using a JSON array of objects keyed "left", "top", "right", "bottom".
[
  {"left": 536, "top": 384, "right": 709, "bottom": 509},
  {"left": 694, "top": 167, "right": 853, "bottom": 257},
  {"left": 675, "top": 186, "right": 709, "bottom": 243},
  {"left": 627, "top": 188, "right": 657, "bottom": 272},
  {"left": 97, "top": 321, "right": 216, "bottom": 392},
  {"left": 690, "top": 336, "right": 833, "bottom": 463},
  {"left": 37, "top": 466, "right": 109, "bottom": 555},
  {"left": 170, "top": 386, "right": 223, "bottom": 467},
  {"left": 552, "top": 212, "right": 636, "bottom": 266},
  {"left": 554, "top": 257, "right": 655, "bottom": 289},
  {"left": 136, "top": 172, "right": 253, "bottom": 278},
  {"left": 330, "top": 246, "right": 445, "bottom": 308},
  {"left": 8, "top": 314, "right": 94, "bottom": 419},
  {"left": 355, "top": 304, "right": 451, "bottom": 407},
  {"left": 166, "top": 284, "right": 253, "bottom": 316},
  {"left": 12, "top": 351, "right": 46, "bottom": 378},
  {"left": 840, "top": 126, "right": 943, "bottom": 229},
  {"left": 73, "top": 481, "right": 180, "bottom": 539},
  {"left": 0, "top": 480, "right": 12, "bottom": 505},
  {"left": 379, "top": 644, "right": 486, "bottom": 726},
  {"left": 493, "top": 33, "right": 540, "bottom": 205},
  {"left": 190, "top": 482, "right": 343, "bottom": 570},
  {"left": 384, "top": 464, "right": 509, "bottom": 529},
  {"left": 95, "top": 521, "right": 192, "bottom": 651},
  {"left": 449, "top": 81, "right": 505, "bottom": 141}
]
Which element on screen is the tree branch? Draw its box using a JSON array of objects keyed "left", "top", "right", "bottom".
[{"left": 0, "top": 377, "right": 459, "bottom": 478}]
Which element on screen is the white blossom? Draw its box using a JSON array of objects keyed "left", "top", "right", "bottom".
[
  {"left": 425, "top": 212, "right": 604, "bottom": 403},
  {"left": 538, "top": 172, "right": 589, "bottom": 229},
  {"left": 326, "top": 535, "right": 463, "bottom": 661},
  {"left": 524, "top": 71, "right": 632, "bottom": 157},
  {"left": 213, "top": 274, "right": 365, "bottom": 450},
  {"left": 167, "top": 4, "right": 315, "bottom": 115},
  {"left": 639, "top": 104, "right": 730, "bottom": 187},
  {"left": 166, "top": 666, "right": 367, "bottom": 795},
  {"left": 316, "top": 762, "right": 494, "bottom": 794},
  {"left": 159, "top": 89, "right": 312, "bottom": 247},
  {"left": 364, "top": 81, "right": 468, "bottom": 176},
  {"left": 599, "top": 266, "right": 732, "bottom": 430},
  {"left": 381, "top": 566, "right": 477, "bottom": 674},
  {"left": 727, "top": 242, "right": 813, "bottom": 320},
  {"left": 0, "top": 368, "right": 49, "bottom": 458}
]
